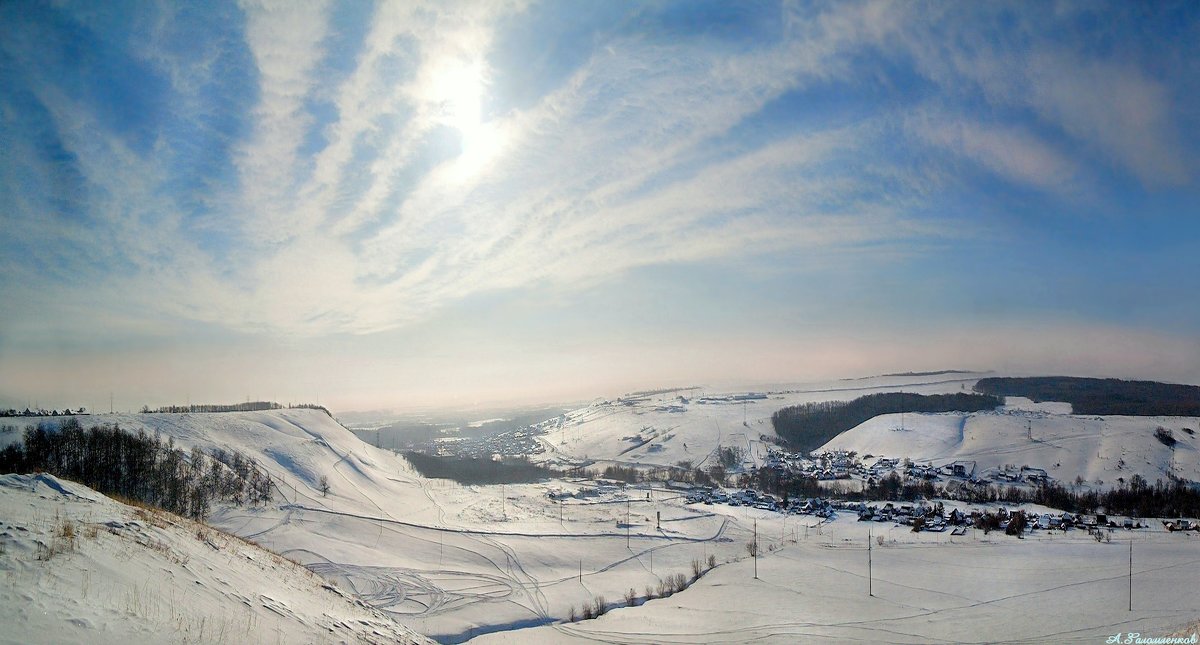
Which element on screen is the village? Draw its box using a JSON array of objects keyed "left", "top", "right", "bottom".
[
  {"left": 539, "top": 473, "right": 1200, "bottom": 540},
  {"left": 762, "top": 447, "right": 1054, "bottom": 488},
  {"left": 678, "top": 484, "right": 1155, "bottom": 536}
]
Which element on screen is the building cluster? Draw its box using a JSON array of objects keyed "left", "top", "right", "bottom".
[
  {"left": 762, "top": 448, "right": 1058, "bottom": 490},
  {"left": 685, "top": 487, "right": 842, "bottom": 518},
  {"left": 432, "top": 426, "right": 547, "bottom": 459}
]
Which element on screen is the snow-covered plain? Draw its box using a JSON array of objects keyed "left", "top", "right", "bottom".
[
  {"left": 476, "top": 513, "right": 1200, "bottom": 644},
  {"left": 3, "top": 373, "right": 1199, "bottom": 643}
]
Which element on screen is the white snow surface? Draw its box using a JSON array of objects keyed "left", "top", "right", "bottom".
[
  {"left": 0, "top": 472, "right": 429, "bottom": 645},
  {"left": 475, "top": 513, "right": 1200, "bottom": 644},
  {"left": 2, "top": 410, "right": 757, "bottom": 641},
  {"left": 536, "top": 374, "right": 985, "bottom": 470},
  {"left": 819, "top": 400, "right": 1200, "bottom": 486},
  {"left": 5, "top": 386, "right": 1198, "bottom": 644}
]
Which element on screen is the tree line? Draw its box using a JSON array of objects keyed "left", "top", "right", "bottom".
[
  {"left": 974, "top": 376, "right": 1200, "bottom": 416},
  {"left": 739, "top": 466, "right": 1200, "bottom": 518},
  {"left": 2, "top": 407, "right": 86, "bottom": 417},
  {"left": 143, "top": 401, "right": 331, "bottom": 416},
  {"left": 402, "top": 451, "right": 563, "bottom": 485},
  {"left": 0, "top": 419, "right": 274, "bottom": 520},
  {"left": 771, "top": 392, "right": 1002, "bottom": 453}
]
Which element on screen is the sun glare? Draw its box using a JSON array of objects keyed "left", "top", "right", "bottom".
[
  {"left": 429, "top": 59, "right": 506, "bottom": 180},
  {"left": 434, "top": 61, "right": 483, "bottom": 133}
]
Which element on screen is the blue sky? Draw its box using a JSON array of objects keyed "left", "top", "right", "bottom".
[{"left": 2, "top": 0, "right": 1199, "bottom": 412}]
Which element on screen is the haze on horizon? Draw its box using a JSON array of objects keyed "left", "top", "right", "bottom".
[{"left": 2, "top": 1, "right": 1199, "bottom": 414}]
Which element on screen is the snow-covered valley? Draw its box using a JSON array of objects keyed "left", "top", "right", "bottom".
[{"left": 2, "top": 374, "right": 1199, "bottom": 643}]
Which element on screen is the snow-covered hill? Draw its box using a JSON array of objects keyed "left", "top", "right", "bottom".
[
  {"left": 4, "top": 396, "right": 1197, "bottom": 644},
  {"left": 0, "top": 472, "right": 429, "bottom": 645},
  {"left": 535, "top": 373, "right": 986, "bottom": 470},
  {"left": 0, "top": 409, "right": 432, "bottom": 520},
  {"left": 0, "top": 409, "right": 748, "bottom": 641},
  {"left": 818, "top": 397, "right": 1200, "bottom": 487}
]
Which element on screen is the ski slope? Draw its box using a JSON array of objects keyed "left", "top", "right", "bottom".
[{"left": 819, "top": 397, "right": 1200, "bottom": 487}]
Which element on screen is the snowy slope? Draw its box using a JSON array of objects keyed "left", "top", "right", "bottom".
[
  {"left": 0, "top": 473, "right": 430, "bottom": 645},
  {"left": 5, "top": 399, "right": 1198, "bottom": 644},
  {"left": 819, "top": 398, "right": 1200, "bottom": 487},
  {"left": 536, "top": 373, "right": 985, "bottom": 470},
  {"left": 0, "top": 409, "right": 431, "bottom": 521},
  {"left": 1, "top": 410, "right": 752, "bottom": 641}
]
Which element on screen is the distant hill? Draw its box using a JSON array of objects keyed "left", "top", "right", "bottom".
[
  {"left": 974, "top": 376, "right": 1200, "bottom": 416},
  {"left": 771, "top": 392, "right": 1002, "bottom": 454},
  {"left": 839, "top": 370, "right": 982, "bottom": 382}
]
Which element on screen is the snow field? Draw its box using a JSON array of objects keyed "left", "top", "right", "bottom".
[
  {"left": 821, "top": 406, "right": 1200, "bottom": 487},
  {"left": 0, "top": 473, "right": 429, "bottom": 645},
  {"left": 476, "top": 514, "right": 1200, "bottom": 644},
  {"left": 536, "top": 375, "right": 984, "bottom": 469},
  {"left": 7, "top": 383, "right": 1198, "bottom": 644}
]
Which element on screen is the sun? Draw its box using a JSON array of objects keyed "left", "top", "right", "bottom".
[
  {"left": 434, "top": 60, "right": 484, "bottom": 135},
  {"left": 428, "top": 59, "right": 506, "bottom": 179}
]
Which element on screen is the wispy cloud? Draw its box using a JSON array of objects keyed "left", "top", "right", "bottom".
[
  {"left": 2, "top": 0, "right": 1198, "bottom": 407},
  {"left": 234, "top": 0, "right": 332, "bottom": 243},
  {"left": 892, "top": 3, "right": 1194, "bottom": 187},
  {"left": 907, "top": 111, "right": 1078, "bottom": 192}
]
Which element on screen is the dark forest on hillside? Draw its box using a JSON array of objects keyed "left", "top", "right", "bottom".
[
  {"left": 974, "top": 377, "right": 1200, "bottom": 416},
  {"left": 0, "top": 419, "right": 273, "bottom": 520},
  {"left": 403, "top": 451, "right": 563, "bottom": 484},
  {"left": 771, "top": 392, "right": 1002, "bottom": 454}
]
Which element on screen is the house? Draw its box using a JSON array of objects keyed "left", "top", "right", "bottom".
[
  {"left": 947, "top": 460, "right": 976, "bottom": 478},
  {"left": 1021, "top": 466, "right": 1050, "bottom": 484}
]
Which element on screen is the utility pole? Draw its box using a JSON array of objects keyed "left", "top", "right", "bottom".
[
  {"left": 1128, "top": 539, "right": 1133, "bottom": 611},
  {"left": 753, "top": 519, "right": 758, "bottom": 580},
  {"left": 626, "top": 499, "right": 631, "bottom": 548},
  {"left": 868, "top": 528, "right": 873, "bottom": 597}
]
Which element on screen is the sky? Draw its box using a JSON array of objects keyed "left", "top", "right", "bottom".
[{"left": 2, "top": 0, "right": 1199, "bottom": 413}]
